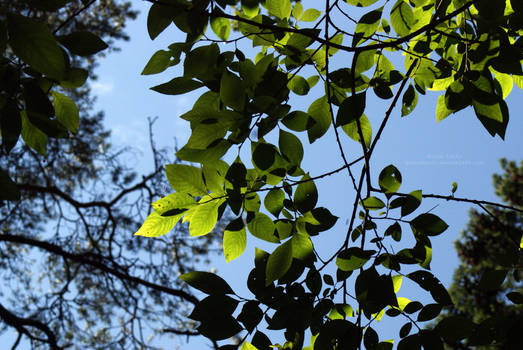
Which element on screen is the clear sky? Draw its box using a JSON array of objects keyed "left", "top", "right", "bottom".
[{"left": 90, "top": 1, "right": 523, "bottom": 348}]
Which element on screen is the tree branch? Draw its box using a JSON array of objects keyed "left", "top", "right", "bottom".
[{"left": 0, "top": 233, "right": 199, "bottom": 304}]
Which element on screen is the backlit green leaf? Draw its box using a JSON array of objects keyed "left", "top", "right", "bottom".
[
  {"left": 221, "top": 71, "right": 245, "bottom": 111},
  {"left": 223, "top": 218, "right": 247, "bottom": 262},
  {"left": 266, "top": 0, "right": 292, "bottom": 20},
  {"left": 21, "top": 110, "right": 47, "bottom": 156},
  {"left": 210, "top": 17, "right": 230, "bottom": 41},
  {"left": 346, "top": 0, "right": 379, "bottom": 6},
  {"left": 353, "top": 7, "right": 383, "bottom": 46},
  {"left": 52, "top": 92, "right": 79, "bottom": 133},
  {"left": 266, "top": 239, "right": 293, "bottom": 285},
  {"left": 247, "top": 212, "right": 279, "bottom": 243},
  {"left": 379, "top": 164, "right": 402, "bottom": 195},
  {"left": 390, "top": 0, "right": 415, "bottom": 37},
  {"left": 294, "top": 174, "right": 318, "bottom": 213},
  {"left": 134, "top": 211, "right": 182, "bottom": 237},
  {"left": 141, "top": 50, "right": 172, "bottom": 75},
  {"left": 165, "top": 164, "right": 207, "bottom": 196},
  {"left": 264, "top": 188, "right": 285, "bottom": 217},
  {"left": 307, "top": 96, "right": 330, "bottom": 143},
  {"left": 279, "top": 129, "right": 303, "bottom": 166},
  {"left": 361, "top": 196, "right": 386, "bottom": 210},
  {"left": 336, "top": 92, "right": 366, "bottom": 126},
  {"left": 188, "top": 197, "right": 225, "bottom": 236},
  {"left": 410, "top": 213, "right": 448, "bottom": 236},
  {"left": 300, "top": 8, "right": 321, "bottom": 22},
  {"left": 341, "top": 113, "right": 372, "bottom": 148}
]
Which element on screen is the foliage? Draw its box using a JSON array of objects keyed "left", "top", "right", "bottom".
[
  {"left": 0, "top": 1, "right": 224, "bottom": 349},
  {"left": 441, "top": 159, "right": 522, "bottom": 349},
  {"left": 0, "top": 0, "right": 136, "bottom": 198},
  {"left": 134, "top": 0, "right": 523, "bottom": 349}
]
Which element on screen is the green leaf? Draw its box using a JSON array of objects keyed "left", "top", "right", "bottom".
[
  {"left": 307, "top": 96, "right": 330, "bottom": 143},
  {"left": 266, "top": 239, "right": 293, "bottom": 285},
  {"left": 401, "top": 84, "right": 418, "bottom": 116},
  {"left": 436, "top": 93, "right": 453, "bottom": 122},
  {"left": 346, "top": 0, "right": 379, "bottom": 6},
  {"left": 252, "top": 142, "right": 276, "bottom": 171},
  {"left": 361, "top": 196, "right": 386, "bottom": 210},
  {"left": 355, "top": 50, "right": 376, "bottom": 74},
  {"left": 353, "top": 7, "right": 383, "bottom": 46},
  {"left": 379, "top": 165, "right": 402, "bottom": 196},
  {"left": 264, "top": 188, "right": 285, "bottom": 217},
  {"left": 417, "top": 303, "right": 442, "bottom": 322},
  {"left": 134, "top": 211, "right": 181, "bottom": 237},
  {"left": 1, "top": 101, "right": 21, "bottom": 153},
  {"left": 165, "top": 164, "right": 207, "bottom": 196},
  {"left": 188, "top": 198, "right": 224, "bottom": 236},
  {"left": 21, "top": 110, "right": 47, "bottom": 156},
  {"left": 210, "top": 16, "right": 230, "bottom": 41},
  {"left": 410, "top": 213, "right": 448, "bottom": 236},
  {"left": 147, "top": 1, "right": 177, "bottom": 40},
  {"left": 221, "top": 71, "right": 245, "bottom": 111},
  {"left": 294, "top": 174, "right": 318, "bottom": 213},
  {"left": 241, "top": 0, "right": 260, "bottom": 18},
  {"left": 7, "top": 14, "right": 65, "bottom": 80},
  {"left": 291, "top": 232, "right": 314, "bottom": 261},
  {"left": 180, "top": 271, "right": 234, "bottom": 295},
  {"left": 198, "top": 315, "right": 243, "bottom": 340},
  {"left": 279, "top": 129, "right": 303, "bottom": 166},
  {"left": 60, "top": 68, "right": 89, "bottom": 89},
  {"left": 390, "top": 0, "right": 415, "bottom": 37},
  {"left": 58, "top": 31, "right": 108, "bottom": 56},
  {"left": 186, "top": 122, "right": 226, "bottom": 150},
  {"left": 478, "top": 269, "right": 507, "bottom": 291},
  {"left": 341, "top": 113, "right": 372, "bottom": 148},
  {"left": 189, "top": 294, "right": 239, "bottom": 321},
  {"left": 223, "top": 218, "right": 247, "bottom": 262},
  {"left": 385, "top": 222, "right": 402, "bottom": 242},
  {"left": 292, "top": 2, "right": 304, "bottom": 19},
  {"left": 336, "top": 248, "right": 374, "bottom": 271},
  {"left": 241, "top": 343, "right": 259, "bottom": 350},
  {"left": 247, "top": 212, "right": 279, "bottom": 243},
  {"left": 282, "top": 111, "right": 315, "bottom": 132},
  {"left": 52, "top": 92, "right": 79, "bottom": 133},
  {"left": 300, "top": 8, "right": 321, "bottom": 22},
  {"left": 238, "top": 301, "right": 263, "bottom": 333},
  {"left": 288, "top": 75, "right": 310, "bottom": 95},
  {"left": 141, "top": 50, "right": 172, "bottom": 75},
  {"left": 336, "top": 92, "right": 366, "bottom": 126},
  {"left": 266, "top": 0, "right": 292, "bottom": 20},
  {"left": 392, "top": 275, "right": 402, "bottom": 293},
  {"left": 151, "top": 77, "right": 203, "bottom": 95},
  {"left": 152, "top": 192, "right": 196, "bottom": 215},
  {"left": 0, "top": 169, "right": 20, "bottom": 201}
]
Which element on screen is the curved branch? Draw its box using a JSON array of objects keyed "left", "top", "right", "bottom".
[
  {"left": 0, "top": 302, "right": 61, "bottom": 350},
  {"left": 0, "top": 233, "right": 199, "bottom": 305}
]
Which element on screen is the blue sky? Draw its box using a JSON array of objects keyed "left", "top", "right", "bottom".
[{"left": 90, "top": 1, "right": 523, "bottom": 348}]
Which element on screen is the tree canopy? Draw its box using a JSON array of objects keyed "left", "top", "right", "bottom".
[
  {"left": 441, "top": 159, "right": 522, "bottom": 349},
  {"left": 1, "top": 0, "right": 523, "bottom": 349},
  {"left": 1, "top": 1, "right": 223, "bottom": 349}
]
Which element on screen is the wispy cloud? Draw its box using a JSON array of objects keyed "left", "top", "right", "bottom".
[{"left": 91, "top": 81, "right": 114, "bottom": 95}]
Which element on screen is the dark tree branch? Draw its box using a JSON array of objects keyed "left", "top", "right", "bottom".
[
  {"left": 0, "top": 303, "right": 61, "bottom": 350},
  {"left": 0, "top": 233, "right": 199, "bottom": 304}
]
